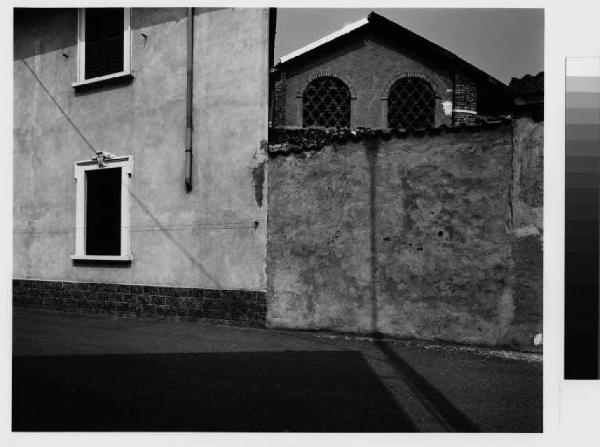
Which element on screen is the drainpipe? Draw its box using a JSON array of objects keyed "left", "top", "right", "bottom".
[{"left": 184, "top": 7, "right": 194, "bottom": 192}]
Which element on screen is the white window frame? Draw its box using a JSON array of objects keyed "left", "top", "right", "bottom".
[
  {"left": 72, "top": 7, "right": 132, "bottom": 88},
  {"left": 71, "top": 155, "right": 133, "bottom": 262}
]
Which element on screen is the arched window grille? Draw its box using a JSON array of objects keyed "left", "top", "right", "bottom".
[
  {"left": 388, "top": 77, "right": 436, "bottom": 129},
  {"left": 303, "top": 76, "right": 351, "bottom": 128}
]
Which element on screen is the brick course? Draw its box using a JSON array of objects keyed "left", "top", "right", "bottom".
[
  {"left": 13, "top": 279, "right": 267, "bottom": 327},
  {"left": 273, "top": 75, "right": 287, "bottom": 128},
  {"left": 453, "top": 72, "right": 478, "bottom": 125}
]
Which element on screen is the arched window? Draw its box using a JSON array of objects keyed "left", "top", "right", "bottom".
[
  {"left": 303, "top": 76, "right": 351, "bottom": 128},
  {"left": 388, "top": 77, "right": 435, "bottom": 129}
]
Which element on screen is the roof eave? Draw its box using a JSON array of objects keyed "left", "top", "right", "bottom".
[
  {"left": 276, "top": 11, "right": 508, "bottom": 91},
  {"left": 278, "top": 17, "right": 369, "bottom": 65}
]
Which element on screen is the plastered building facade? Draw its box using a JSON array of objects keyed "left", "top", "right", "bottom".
[{"left": 14, "top": 8, "right": 273, "bottom": 324}]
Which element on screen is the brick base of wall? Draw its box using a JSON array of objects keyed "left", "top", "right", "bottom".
[{"left": 12, "top": 279, "right": 267, "bottom": 327}]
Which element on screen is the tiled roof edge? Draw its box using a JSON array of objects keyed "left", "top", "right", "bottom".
[
  {"left": 275, "top": 12, "right": 508, "bottom": 91},
  {"left": 268, "top": 119, "right": 512, "bottom": 155},
  {"left": 509, "top": 71, "right": 544, "bottom": 95},
  {"left": 279, "top": 17, "right": 369, "bottom": 64}
]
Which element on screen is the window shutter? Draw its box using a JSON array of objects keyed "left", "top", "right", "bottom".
[
  {"left": 85, "top": 168, "right": 122, "bottom": 256},
  {"left": 85, "top": 8, "right": 124, "bottom": 79}
]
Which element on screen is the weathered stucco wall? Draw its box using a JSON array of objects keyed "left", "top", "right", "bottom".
[
  {"left": 14, "top": 8, "right": 269, "bottom": 291},
  {"left": 281, "top": 31, "right": 455, "bottom": 129},
  {"left": 267, "top": 124, "right": 543, "bottom": 350},
  {"left": 510, "top": 117, "right": 544, "bottom": 347}
]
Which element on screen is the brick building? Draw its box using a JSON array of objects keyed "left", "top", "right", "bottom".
[{"left": 271, "top": 12, "right": 511, "bottom": 130}]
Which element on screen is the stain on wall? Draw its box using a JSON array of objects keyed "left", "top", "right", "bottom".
[
  {"left": 267, "top": 124, "right": 543, "bottom": 351},
  {"left": 252, "top": 161, "right": 265, "bottom": 207}
]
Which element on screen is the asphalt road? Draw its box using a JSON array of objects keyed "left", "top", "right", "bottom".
[{"left": 12, "top": 309, "right": 542, "bottom": 432}]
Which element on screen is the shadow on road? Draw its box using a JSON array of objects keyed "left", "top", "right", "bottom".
[
  {"left": 373, "top": 339, "right": 481, "bottom": 432},
  {"left": 13, "top": 350, "right": 418, "bottom": 432}
]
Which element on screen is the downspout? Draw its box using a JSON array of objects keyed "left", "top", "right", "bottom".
[{"left": 184, "top": 7, "right": 194, "bottom": 191}]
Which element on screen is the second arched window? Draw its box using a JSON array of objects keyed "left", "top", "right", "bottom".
[
  {"left": 303, "top": 76, "right": 351, "bottom": 128},
  {"left": 388, "top": 77, "right": 435, "bottom": 129}
]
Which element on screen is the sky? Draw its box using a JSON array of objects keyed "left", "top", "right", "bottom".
[{"left": 274, "top": 8, "right": 544, "bottom": 84}]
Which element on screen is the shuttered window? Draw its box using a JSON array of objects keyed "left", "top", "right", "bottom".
[
  {"left": 85, "top": 168, "right": 122, "bottom": 256},
  {"left": 84, "top": 8, "right": 125, "bottom": 79}
]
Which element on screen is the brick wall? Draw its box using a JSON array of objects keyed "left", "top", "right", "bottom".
[
  {"left": 13, "top": 279, "right": 267, "bottom": 327},
  {"left": 272, "top": 72, "right": 287, "bottom": 128},
  {"left": 279, "top": 32, "right": 455, "bottom": 129},
  {"left": 453, "top": 72, "right": 478, "bottom": 125}
]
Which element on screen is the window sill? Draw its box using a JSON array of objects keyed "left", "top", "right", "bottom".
[
  {"left": 72, "top": 71, "right": 134, "bottom": 91},
  {"left": 70, "top": 254, "right": 133, "bottom": 262}
]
